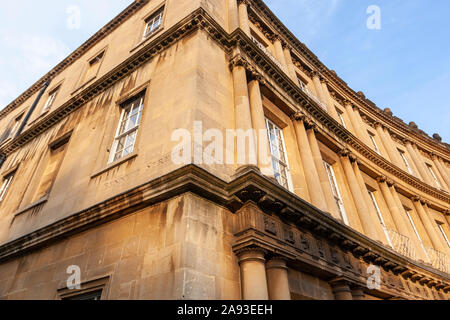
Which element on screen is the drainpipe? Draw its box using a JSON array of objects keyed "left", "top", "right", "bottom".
[
  {"left": 14, "top": 81, "right": 50, "bottom": 139},
  {"left": 0, "top": 81, "right": 50, "bottom": 170}
]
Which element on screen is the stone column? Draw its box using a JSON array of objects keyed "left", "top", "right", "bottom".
[
  {"left": 266, "top": 257, "right": 291, "bottom": 300},
  {"left": 237, "top": 249, "right": 269, "bottom": 300},
  {"left": 282, "top": 44, "right": 298, "bottom": 82},
  {"left": 231, "top": 56, "right": 257, "bottom": 167},
  {"left": 423, "top": 201, "right": 450, "bottom": 255},
  {"left": 390, "top": 184, "right": 429, "bottom": 262},
  {"left": 437, "top": 158, "right": 450, "bottom": 182},
  {"left": 377, "top": 177, "right": 411, "bottom": 238},
  {"left": 306, "top": 127, "right": 340, "bottom": 219},
  {"left": 321, "top": 79, "right": 340, "bottom": 121},
  {"left": 344, "top": 100, "right": 362, "bottom": 138},
  {"left": 311, "top": 72, "right": 326, "bottom": 103},
  {"left": 238, "top": 0, "right": 251, "bottom": 36},
  {"left": 405, "top": 141, "right": 432, "bottom": 185},
  {"left": 340, "top": 150, "right": 380, "bottom": 241},
  {"left": 351, "top": 286, "right": 366, "bottom": 300},
  {"left": 353, "top": 160, "right": 390, "bottom": 245},
  {"left": 381, "top": 126, "right": 404, "bottom": 168},
  {"left": 330, "top": 278, "right": 354, "bottom": 300},
  {"left": 431, "top": 154, "right": 449, "bottom": 190},
  {"left": 374, "top": 123, "right": 391, "bottom": 161},
  {"left": 272, "top": 36, "right": 288, "bottom": 72},
  {"left": 413, "top": 197, "right": 447, "bottom": 254},
  {"left": 292, "top": 113, "right": 328, "bottom": 212},
  {"left": 353, "top": 106, "right": 373, "bottom": 147},
  {"left": 228, "top": 0, "right": 239, "bottom": 32},
  {"left": 248, "top": 77, "right": 274, "bottom": 178}
]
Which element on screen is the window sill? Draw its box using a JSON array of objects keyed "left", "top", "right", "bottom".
[
  {"left": 130, "top": 28, "right": 164, "bottom": 54},
  {"left": 90, "top": 152, "right": 138, "bottom": 179},
  {"left": 13, "top": 195, "right": 49, "bottom": 218},
  {"left": 27, "top": 110, "right": 50, "bottom": 127}
]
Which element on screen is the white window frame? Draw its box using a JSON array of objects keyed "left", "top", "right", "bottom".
[
  {"left": 108, "top": 95, "right": 145, "bottom": 164},
  {"left": 0, "top": 173, "right": 14, "bottom": 203},
  {"left": 426, "top": 164, "right": 442, "bottom": 189},
  {"left": 265, "top": 118, "right": 293, "bottom": 191},
  {"left": 42, "top": 89, "right": 59, "bottom": 114},
  {"left": 142, "top": 8, "right": 164, "bottom": 40},
  {"left": 337, "top": 109, "right": 346, "bottom": 129},
  {"left": 405, "top": 208, "right": 430, "bottom": 261},
  {"left": 368, "top": 132, "right": 381, "bottom": 155},
  {"left": 437, "top": 223, "right": 450, "bottom": 248},
  {"left": 323, "top": 161, "right": 349, "bottom": 226},
  {"left": 368, "top": 190, "right": 393, "bottom": 247},
  {"left": 398, "top": 149, "right": 414, "bottom": 175}
]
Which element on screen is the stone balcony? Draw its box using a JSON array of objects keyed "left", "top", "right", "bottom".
[
  {"left": 426, "top": 247, "right": 450, "bottom": 274},
  {"left": 388, "top": 228, "right": 417, "bottom": 261}
]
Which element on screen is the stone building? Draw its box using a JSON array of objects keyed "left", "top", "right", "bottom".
[{"left": 0, "top": 0, "right": 449, "bottom": 300}]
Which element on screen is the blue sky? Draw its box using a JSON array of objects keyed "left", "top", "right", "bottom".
[{"left": 1, "top": 1, "right": 449, "bottom": 142}]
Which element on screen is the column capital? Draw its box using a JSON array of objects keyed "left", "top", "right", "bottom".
[
  {"left": 237, "top": 0, "right": 251, "bottom": 7},
  {"left": 230, "top": 54, "right": 250, "bottom": 70},
  {"left": 377, "top": 175, "right": 388, "bottom": 184},
  {"left": 411, "top": 195, "right": 424, "bottom": 204},
  {"left": 291, "top": 111, "right": 307, "bottom": 122},
  {"left": 266, "top": 256, "right": 289, "bottom": 270},
  {"left": 310, "top": 70, "right": 322, "bottom": 79},
  {"left": 378, "top": 175, "right": 395, "bottom": 187},
  {"left": 343, "top": 99, "right": 352, "bottom": 107},
  {"left": 282, "top": 42, "right": 293, "bottom": 51},
  {"left": 236, "top": 247, "right": 268, "bottom": 264},
  {"left": 248, "top": 72, "right": 266, "bottom": 85},
  {"left": 339, "top": 148, "right": 357, "bottom": 162}
]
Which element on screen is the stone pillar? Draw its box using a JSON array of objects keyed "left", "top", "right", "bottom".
[
  {"left": 248, "top": 77, "right": 274, "bottom": 178},
  {"left": 374, "top": 123, "right": 391, "bottom": 161},
  {"left": 292, "top": 113, "right": 328, "bottom": 212},
  {"left": 228, "top": 0, "right": 239, "bottom": 32},
  {"left": 266, "top": 257, "right": 291, "bottom": 300},
  {"left": 272, "top": 36, "right": 288, "bottom": 73},
  {"left": 422, "top": 201, "right": 450, "bottom": 255},
  {"left": 330, "top": 278, "right": 354, "bottom": 300},
  {"left": 353, "top": 160, "right": 390, "bottom": 245},
  {"left": 237, "top": 249, "right": 269, "bottom": 300},
  {"left": 282, "top": 44, "right": 298, "bottom": 82},
  {"left": 351, "top": 286, "right": 366, "bottom": 300},
  {"left": 231, "top": 56, "right": 257, "bottom": 167},
  {"left": 431, "top": 154, "right": 449, "bottom": 190},
  {"left": 306, "top": 127, "right": 340, "bottom": 219},
  {"left": 238, "top": 0, "right": 251, "bottom": 36},
  {"left": 311, "top": 71, "right": 326, "bottom": 104},
  {"left": 390, "top": 184, "right": 429, "bottom": 262},
  {"left": 321, "top": 79, "right": 340, "bottom": 121},
  {"left": 381, "top": 126, "right": 404, "bottom": 168},
  {"left": 340, "top": 150, "right": 380, "bottom": 241},
  {"left": 437, "top": 158, "right": 450, "bottom": 183},
  {"left": 405, "top": 141, "right": 433, "bottom": 185},
  {"left": 344, "top": 100, "right": 362, "bottom": 138}
]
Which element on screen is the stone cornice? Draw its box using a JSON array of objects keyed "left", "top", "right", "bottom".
[
  {"left": 250, "top": 0, "right": 450, "bottom": 158},
  {"left": 0, "top": 0, "right": 151, "bottom": 121},
  {"left": 0, "top": 164, "right": 448, "bottom": 289}
]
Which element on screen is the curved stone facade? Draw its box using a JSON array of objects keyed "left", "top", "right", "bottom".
[{"left": 0, "top": 0, "right": 448, "bottom": 300}]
